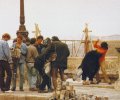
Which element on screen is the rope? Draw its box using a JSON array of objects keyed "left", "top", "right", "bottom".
[
  {"left": 89, "top": 35, "right": 95, "bottom": 50},
  {"left": 75, "top": 33, "right": 84, "bottom": 56}
]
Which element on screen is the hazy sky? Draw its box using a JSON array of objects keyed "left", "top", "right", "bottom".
[{"left": 0, "top": 0, "right": 120, "bottom": 40}]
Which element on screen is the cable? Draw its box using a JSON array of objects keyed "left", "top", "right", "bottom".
[{"left": 75, "top": 33, "right": 84, "bottom": 56}]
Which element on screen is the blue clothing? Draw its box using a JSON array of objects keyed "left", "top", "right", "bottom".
[
  {"left": 12, "top": 42, "right": 27, "bottom": 63},
  {"left": 0, "top": 40, "right": 12, "bottom": 63},
  {"left": 35, "top": 44, "right": 44, "bottom": 55},
  {"left": 11, "top": 42, "right": 27, "bottom": 90},
  {"left": 12, "top": 62, "right": 25, "bottom": 89}
]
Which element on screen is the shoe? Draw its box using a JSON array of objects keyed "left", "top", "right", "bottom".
[
  {"left": 38, "top": 89, "right": 48, "bottom": 93},
  {"left": 82, "top": 80, "right": 90, "bottom": 85},
  {"left": 90, "top": 81, "right": 97, "bottom": 84},
  {"left": 48, "top": 88, "right": 54, "bottom": 92},
  {"left": 38, "top": 89, "right": 42, "bottom": 93},
  {"left": 11, "top": 88, "right": 16, "bottom": 91},
  {"left": 29, "top": 88, "right": 37, "bottom": 91},
  {"left": 107, "top": 79, "right": 112, "bottom": 84},
  {"left": 20, "top": 89, "right": 24, "bottom": 91},
  {"left": 108, "top": 81, "right": 112, "bottom": 85},
  {"left": 5, "top": 90, "right": 14, "bottom": 93},
  {"left": 1, "top": 88, "right": 6, "bottom": 92},
  {"left": 96, "top": 80, "right": 101, "bottom": 84},
  {"left": 1, "top": 90, "right": 5, "bottom": 93}
]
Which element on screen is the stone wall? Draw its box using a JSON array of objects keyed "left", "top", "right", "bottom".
[
  {"left": 66, "top": 56, "right": 119, "bottom": 81},
  {"left": 67, "top": 56, "right": 119, "bottom": 71}
]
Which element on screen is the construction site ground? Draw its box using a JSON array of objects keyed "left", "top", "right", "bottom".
[{"left": 0, "top": 80, "right": 120, "bottom": 100}]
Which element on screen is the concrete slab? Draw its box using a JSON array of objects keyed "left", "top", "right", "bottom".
[
  {"left": 0, "top": 82, "right": 120, "bottom": 100},
  {"left": 0, "top": 89, "right": 53, "bottom": 100}
]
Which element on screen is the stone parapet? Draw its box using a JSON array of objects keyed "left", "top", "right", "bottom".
[
  {"left": 67, "top": 56, "right": 118, "bottom": 72},
  {"left": 66, "top": 56, "right": 119, "bottom": 82}
]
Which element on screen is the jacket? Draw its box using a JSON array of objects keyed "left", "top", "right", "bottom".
[{"left": 0, "top": 40, "right": 12, "bottom": 63}]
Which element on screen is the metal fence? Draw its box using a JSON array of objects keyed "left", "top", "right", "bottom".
[{"left": 62, "top": 40, "right": 120, "bottom": 57}]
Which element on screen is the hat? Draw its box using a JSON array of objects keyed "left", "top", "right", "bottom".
[{"left": 51, "top": 36, "right": 60, "bottom": 41}]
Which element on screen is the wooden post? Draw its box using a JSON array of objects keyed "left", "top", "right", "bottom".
[{"left": 83, "top": 23, "right": 92, "bottom": 54}]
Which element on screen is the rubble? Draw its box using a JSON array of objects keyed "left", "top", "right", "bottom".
[{"left": 49, "top": 73, "right": 109, "bottom": 100}]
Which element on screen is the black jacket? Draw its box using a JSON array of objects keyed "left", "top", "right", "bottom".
[
  {"left": 50, "top": 41, "right": 70, "bottom": 69},
  {"left": 80, "top": 50, "right": 102, "bottom": 75},
  {"left": 34, "top": 41, "right": 70, "bottom": 72}
]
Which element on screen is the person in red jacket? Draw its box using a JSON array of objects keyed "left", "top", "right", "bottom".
[{"left": 94, "top": 39, "right": 111, "bottom": 84}]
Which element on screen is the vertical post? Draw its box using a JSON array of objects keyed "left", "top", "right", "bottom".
[
  {"left": 32, "top": 24, "right": 41, "bottom": 38},
  {"left": 20, "top": 0, "right": 25, "bottom": 25},
  {"left": 17, "top": 0, "right": 29, "bottom": 44},
  {"left": 83, "top": 23, "right": 92, "bottom": 54},
  {"left": 114, "top": 48, "right": 120, "bottom": 90}
]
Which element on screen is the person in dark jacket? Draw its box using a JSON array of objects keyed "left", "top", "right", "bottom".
[
  {"left": 50, "top": 36, "right": 70, "bottom": 90},
  {"left": 79, "top": 50, "right": 102, "bottom": 85},
  {"left": 34, "top": 38, "right": 52, "bottom": 93},
  {"left": 34, "top": 36, "right": 70, "bottom": 90}
]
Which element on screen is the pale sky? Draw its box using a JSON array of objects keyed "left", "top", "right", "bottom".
[{"left": 0, "top": 0, "right": 120, "bottom": 40}]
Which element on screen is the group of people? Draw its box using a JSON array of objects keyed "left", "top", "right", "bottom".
[
  {"left": 0, "top": 33, "right": 111, "bottom": 93},
  {"left": 79, "top": 40, "right": 111, "bottom": 85},
  {"left": 0, "top": 33, "right": 70, "bottom": 93}
]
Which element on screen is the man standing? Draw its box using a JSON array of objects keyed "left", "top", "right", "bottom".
[
  {"left": 34, "top": 35, "right": 44, "bottom": 89},
  {"left": 94, "top": 39, "right": 111, "bottom": 84},
  {"left": 34, "top": 36, "right": 70, "bottom": 91},
  {"left": 38, "top": 38, "right": 53, "bottom": 93},
  {"left": 11, "top": 35, "right": 27, "bottom": 91},
  {"left": 0, "top": 33, "right": 12, "bottom": 92},
  {"left": 26, "top": 38, "right": 38, "bottom": 91},
  {"left": 50, "top": 36, "right": 70, "bottom": 90}
]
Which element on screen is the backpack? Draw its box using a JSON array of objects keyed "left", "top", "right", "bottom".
[{"left": 11, "top": 47, "right": 21, "bottom": 62}]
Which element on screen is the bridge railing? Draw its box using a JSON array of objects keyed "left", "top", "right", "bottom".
[
  {"left": 62, "top": 40, "right": 120, "bottom": 81},
  {"left": 62, "top": 40, "right": 120, "bottom": 57},
  {"left": 61, "top": 40, "right": 85, "bottom": 57}
]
